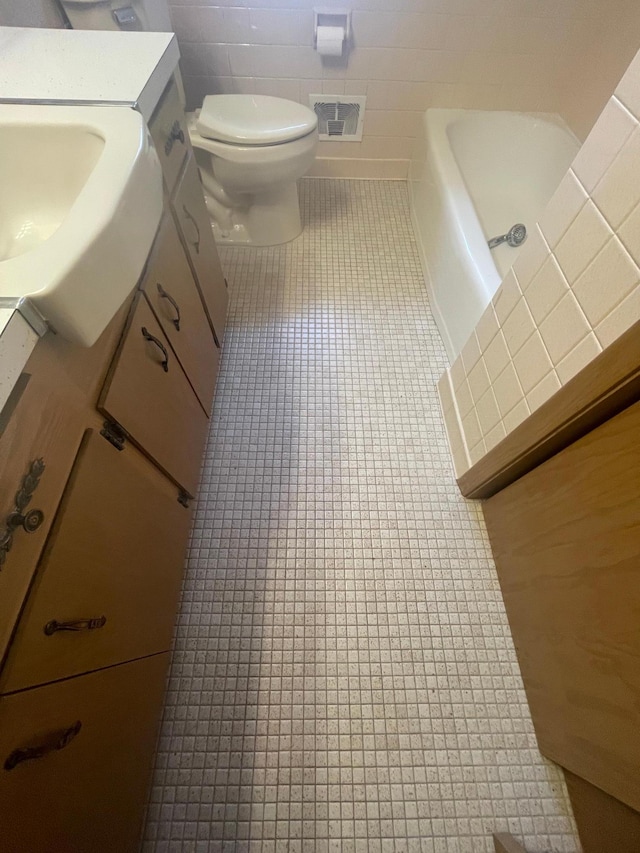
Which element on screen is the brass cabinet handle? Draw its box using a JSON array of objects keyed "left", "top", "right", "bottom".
[
  {"left": 44, "top": 616, "right": 107, "bottom": 636},
  {"left": 141, "top": 327, "right": 169, "bottom": 372},
  {"left": 0, "top": 458, "right": 46, "bottom": 571},
  {"left": 182, "top": 204, "right": 201, "bottom": 255},
  {"left": 4, "top": 721, "right": 82, "bottom": 771},
  {"left": 157, "top": 283, "right": 181, "bottom": 331},
  {"left": 164, "top": 120, "right": 185, "bottom": 156}
]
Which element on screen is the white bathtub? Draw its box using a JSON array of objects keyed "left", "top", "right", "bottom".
[{"left": 409, "top": 109, "right": 580, "bottom": 362}]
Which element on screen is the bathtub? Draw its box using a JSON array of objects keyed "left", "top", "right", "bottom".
[{"left": 409, "top": 109, "right": 580, "bottom": 362}]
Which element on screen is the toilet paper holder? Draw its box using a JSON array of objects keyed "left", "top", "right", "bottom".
[{"left": 313, "top": 8, "right": 351, "bottom": 49}]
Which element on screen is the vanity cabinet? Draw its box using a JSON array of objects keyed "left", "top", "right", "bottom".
[
  {"left": 483, "top": 398, "right": 640, "bottom": 838},
  {"left": 149, "top": 79, "right": 189, "bottom": 196},
  {"left": 100, "top": 279, "right": 210, "bottom": 497},
  {"left": 0, "top": 653, "right": 169, "bottom": 853},
  {"left": 0, "top": 300, "right": 131, "bottom": 672},
  {"left": 172, "top": 154, "right": 228, "bottom": 345},
  {"left": 0, "top": 73, "right": 228, "bottom": 850},
  {"left": 0, "top": 430, "right": 190, "bottom": 695},
  {"left": 142, "top": 214, "right": 220, "bottom": 413}
]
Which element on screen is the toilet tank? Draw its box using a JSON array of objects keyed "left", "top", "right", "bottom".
[{"left": 59, "top": 0, "right": 172, "bottom": 33}]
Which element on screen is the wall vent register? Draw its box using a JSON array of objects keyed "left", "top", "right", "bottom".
[{"left": 309, "top": 95, "right": 366, "bottom": 141}]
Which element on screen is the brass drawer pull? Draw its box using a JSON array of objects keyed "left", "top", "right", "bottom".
[
  {"left": 141, "top": 326, "right": 169, "bottom": 372},
  {"left": 44, "top": 616, "right": 107, "bottom": 636},
  {"left": 182, "top": 204, "right": 201, "bottom": 255},
  {"left": 157, "top": 283, "right": 181, "bottom": 331},
  {"left": 0, "top": 458, "right": 45, "bottom": 571},
  {"left": 4, "top": 720, "right": 82, "bottom": 771},
  {"left": 164, "top": 120, "right": 185, "bottom": 157}
]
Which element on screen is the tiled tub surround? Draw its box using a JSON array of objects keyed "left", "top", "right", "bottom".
[
  {"left": 144, "top": 180, "right": 578, "bottom": 852},
  {"left": 439, "top": 50, "right": 640, "bottom": 477},
  {"left": 167, "top": 0, "right": 640, "bottom": 177}
]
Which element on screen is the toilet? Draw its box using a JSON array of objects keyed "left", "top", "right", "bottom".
[{"left": 187, "top": 95, "right": 319, "bottom": 247}]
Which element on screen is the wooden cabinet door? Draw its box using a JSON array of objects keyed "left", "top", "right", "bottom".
[
  {"left": 143, "top": 214, "right": 220, "bottom": 413},
  {"left": 99, "top": 294, "right": 209, "bottom": 495},
  {"left": 0, "top": 430, "right": 190, "bottom": 695},
  {"left": 172, "top": 154, "right": 228, "bottom": 345},
  {"left": 0, "top": 653, "right": 168, "bottom": 853},
  {"left": 483, "top": 400, "right": 640, "bottom": 811},
  {"left": 0, "top": 304, "right": 129, "bottom": 672}
]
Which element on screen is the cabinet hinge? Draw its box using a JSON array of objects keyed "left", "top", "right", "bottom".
[
  {"left": 100, "top": 421, "right": 127, "bottom": 451},
  {"left": 177, "top": 490, "right": 191, "bottom": 509}
]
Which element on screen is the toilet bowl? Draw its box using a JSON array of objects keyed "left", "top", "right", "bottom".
[{"left": 187, "top": 95, "right": 318, "bottom": 247}]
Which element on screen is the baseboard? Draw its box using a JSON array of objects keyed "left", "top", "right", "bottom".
[{"left": 307, "top": 157, "right": 409, "bottom": 180}]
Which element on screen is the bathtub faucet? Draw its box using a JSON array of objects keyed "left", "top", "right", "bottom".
[{"left": 488, "top": 223, "right": 527, "bottom": 250}]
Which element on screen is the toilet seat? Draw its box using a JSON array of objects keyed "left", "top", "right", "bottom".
[{"left": 196, "top": 95, "right": 318, "bottom": 146}]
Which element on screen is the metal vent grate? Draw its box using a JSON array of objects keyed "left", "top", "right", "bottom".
[{"left": 309, "top": 95, "right": 366, "bottom": 141}]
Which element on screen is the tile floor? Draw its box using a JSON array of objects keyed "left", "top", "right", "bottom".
[{"left": 143, "top": 179, "right": 579, "bottom": 853}]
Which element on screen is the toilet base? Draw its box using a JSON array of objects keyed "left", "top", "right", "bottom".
[{"left": 204, "top": 181, "right": 303, "bottom": 247}]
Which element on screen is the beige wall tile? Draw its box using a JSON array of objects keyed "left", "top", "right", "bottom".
[
  {"left": 538, "top": 291, "right": 590, "bottom": 363},
  {"left": 511, "top": 226, "right": 549, "bottom": 291},
  {"left": 502, "top": 298, "right": 536, "bottom": 357},
  {"left": 493, "top": 270, "right": 521, "bottom": 324},
  {"left": 462, "top": 407, "right": 482, "bottom": 450},
  {"left": 474, "top": 304, "right": 499, "bottom": 351},
  {"left": 492, "top": 362, "right": 525, "bottom": 419},
  {"left": 571, "top": 97, "right": 637, "bottom": 193},
  {"left": 512, "top": 331, "right": 554, "bottom": 395},
  {"left": 460, "top": 332, "right": 481, "bottom": 374},
  {"left": 571, "top": 236, "right": 640, "bottom": 326},
  {"left": 591, "top": 125, "right": 640, "bottom": 229},
  {"left": 538, "top": 170, "right": 588, "bottom": 248},
  {"left": 468, "top": 439, "right": 487, "bottom": 466},
  {"left": 555, "top": 332, "right": 602, "bottom": 384},
  {"left": 617, "top": 200, "right": 640, "bottom": 267},
  {"left": 475, "top": 387, "right": 501, "bottom": 434},
  {"left": 449, "top": 356, "right": 466, "bottom": 391},
  {"left": 485, "top": 420, "right": 506, "bottom": 452},
  {"left": 467, "top": 357, "right": 491, "bottom": 403},
  {"left": 502, "top": 398, "right": 530, "bottom": 434},
  {"left": 483, "top": 331, "right": 510, "bottom": 383},
  {"left": 456, "top": 378, "right": 474, "bottom": 419},
  {"left": 595, "top": 284, "right": 640, "bottom": 348},
  {"left": 526, "top": 370, "right": 561, "bottom": 413},
  {"left": 524, "top": 255, "right": 569, "bottom": 325},
  {"left": 554, "top": 200, "right": 612, "bottom": 284}
]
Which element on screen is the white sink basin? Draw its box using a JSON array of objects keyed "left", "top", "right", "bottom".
[{"left": 0, "top": 104, "right": 163, "bottom": 346}]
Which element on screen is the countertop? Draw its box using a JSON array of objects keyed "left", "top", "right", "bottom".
[{"left": 0, "top": 28, "right": 179, "bottom": 121}]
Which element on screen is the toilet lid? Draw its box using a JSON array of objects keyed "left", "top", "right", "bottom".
[{"left": 196, "top": 95, "right": 318, "bottom": 145}]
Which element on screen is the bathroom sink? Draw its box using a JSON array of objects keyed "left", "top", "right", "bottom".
[{"left": 0, "top": 104, "right": 163, "bottom": 346}]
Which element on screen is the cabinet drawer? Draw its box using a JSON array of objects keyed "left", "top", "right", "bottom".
[
  {"left": 0, "top": 654, "right": 168, "bottom": 853},
  {"left": 99, "top": 294, "right": 209, "bottom": 495},
  {"left": 148, "top": 79, "right": 189, "bottom": 195},
  {"left": 0, "top": 430, "right": 190, "bottom": 695},
  {"left": 172, "top": 154, "right": 228, "bottom": 344},
  {"left": 143, "top": 214, "right": 220, "bottom": 413}
]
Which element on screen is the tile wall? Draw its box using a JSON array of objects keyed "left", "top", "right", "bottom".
[
  {"left": 0, "top": 0, "right": 63, "bottom": 27},
  {"left": 167, "top": 0, "right": 640, "bottom": 177},
  {"left": 439, "top": 48, "right": 640, "bottom": 478}
]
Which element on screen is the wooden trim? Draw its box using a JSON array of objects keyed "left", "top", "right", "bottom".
[
  {"left": 458, "top": 317, "right": 640, "bottom": 498},
  {"left": 493, "top": 833, "right": 528, "bottom": 853},
  {"left": 564, "top": 770, "right": 640, "bottom": 853}
]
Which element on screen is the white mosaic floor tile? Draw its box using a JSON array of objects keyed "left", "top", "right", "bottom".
[{"left": 143, "top": 179, "right": 579, "bottom": 853}]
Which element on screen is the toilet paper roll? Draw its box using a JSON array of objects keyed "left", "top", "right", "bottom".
[{"left": 316, "top": 25, "right": 344, "bottom": 57}]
